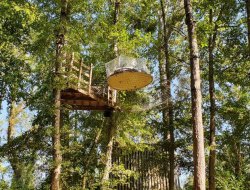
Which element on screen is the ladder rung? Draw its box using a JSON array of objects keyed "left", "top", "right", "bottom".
[
  {"left": 82, "top": 64, "right": 90, "bottom": 70},
  {"left": 80, "top": 79, "right": 89, "bottom": 85},
  {"left": 72, "top": 66, "right": 79, "bottom": 71},
  {"left": 83, "top": 72, "right": 90, "bottom": 78}
]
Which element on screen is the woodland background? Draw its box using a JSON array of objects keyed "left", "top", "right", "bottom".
[{"left": 0, "top": 0, "right": 249, "bottom": 189}]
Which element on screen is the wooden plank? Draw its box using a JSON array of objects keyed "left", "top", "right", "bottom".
[
  {"left": 82, "top": 63, "right": 90, "bottom": 70},
  {"left": 69, "top": 53, "right": 74, "bottom": 72},
  {"left": 79, "top": 79, "right": 89, "bottom": 85},
  {"left": 61, "top": 92, "right": 93, "bottom": 100},
  {"left": 78, "top": 59, "right": 83, "bottom": 88},
  {"left": 89, "top": 64, "right": 92, "bottom": 94},
  {"left": 137, "top": 151, "right": 140, "bottom": 190},
  {"left": 62, "top": 74, "right": 67, "bottom": 78},
  {"left": 83, "top": 72, "right": 90, "bottom": 78},
  {"left": 70, "top": 74, "right": 78, "bottom": 79},
  {"left": 61, "top": 88, "right": 117, "bottom": 111},
  {"left": 61, "top": 99, "right": 104, "bottom": 106},
  {"left": 72, "top": 65, "right": 79, "bottom": 72},
  {"left": 77, "top": 88, "right": 89, "bottom": 95},
  {"left": 69, "top": 105, "right": 109, "bottom": 110}
]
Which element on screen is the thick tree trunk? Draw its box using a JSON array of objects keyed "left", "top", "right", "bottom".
[
  {"left": 101, "top": 118, "right": 116, "bottom": 189},
  {"left": 246, "top": 0, "right": 250, "bottom": 54},
  {"left": 160, "top": 1, "right": 175, "bottom": 189},
  {"left": 7, "top": 101, "right": 15, "bottom": 142},
  {"left": 51, "top": 1, "right": 70, "bottom": 190},
  {"left": 101, "top": 1, "right": 119, "bottom": 188},
  {"left": 234, "top": 141, "right": 242, "bottom": 178},
  {"left": 7, "top": 100, "right": 24, "bottom": 183},
  {"left": 158, "top": 45, "right": 170, "bottom": 190},
  {"left": 184, "top": 0, "right": 206, "bottom": 189},
  {"left": 208, "top": 9, "right": 216, "bottom": 190}
]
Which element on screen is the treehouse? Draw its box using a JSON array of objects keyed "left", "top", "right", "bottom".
[
  {"left": 60, "top": 53, "right": 117, "bottom": 111},
  {"left": 60, "top": 54, "right": 152, "bottom": 111},
  {"left": 105, "top": 55, "right": 153, "bottom": 91}
]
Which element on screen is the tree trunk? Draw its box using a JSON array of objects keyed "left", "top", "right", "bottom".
[
  {"left": 51, "top": 1, "right": 70, "bottom": 190},
  {"left": 246, "top": 0, "right": 250, "bottom": 54},
  {"left": 7, "top": 101, "right": 15, "bottom": 142},
  {"left": 101, "top": 1, "right": 119, "bottom": 188},
  {"left": 7, "top": 100, "right": 24, "bottom": 184},
  {"left": 101, "top": 118, "right": 116, "bottom": 189},
  {"left": 82, "top": 126, "right": 103, "bottom": 190},
  {"left": 234, "top": 141, "right": 242, "bottom": 178},
  {"left": 208, "top": 9, "right": 216, "bottom": 190},
  {"left": 159, "top": 1, "right": 175, "bottom": 189},
  {"left": 184, "top": 0, "right": 206, "bottom": 189}
]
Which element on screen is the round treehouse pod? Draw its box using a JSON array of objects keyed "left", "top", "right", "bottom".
[{"left": 105, "top": 55, "right": 153, "bottom": 91}]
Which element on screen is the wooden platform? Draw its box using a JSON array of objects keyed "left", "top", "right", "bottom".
[
  {"left": 60, "top": 53, "right": 117, "bottom": 111},
  {"left": 61, "top": 88, "right": 115, "bottom": 110}
]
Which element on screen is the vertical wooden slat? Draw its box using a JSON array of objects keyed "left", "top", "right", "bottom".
[
  {"left": 145, "top": 151, "right": 147, "bottom": 190},
  {"left": 117, "top": 148, "right": 120, "bottom": 190},
  {"left": 141, "top": 151, "right": 143, "bottom": 190},
  {"left": 166, "top": 171, "right": 169, "bottom": 190},
  {"left": 126, "top": 154, "right": 128, "bottom": 190},
  {"left": 139, "top": 151, "right": 144, "bottom": 189},
  {"left": 108, "top": 86, "right": 110, "bottom": 105},
  {"left": 123, "top": 153, "right": 126, "bottom": 190},
  {"left": 146, "top": 150, "right": 149, "bottom": 190},
  {"left": 132, "top": 151, "right": 135, "bottom": 189},
  {"left": 78, "top": 59, "right": 83, "bottom": 89},
  {"left": 69, "top": 52, "right": 74, "bottom": 72},
  {"left": 157, "top": 165, "right": 160, "bottom": 190},
  {"left": 139, "top": 151, "right": 140, "bottom": 190},
  {"left": 163, "top": 172, "right": 165, "bottom": 190},
  {"left": 89, "top": 63, "right": 92, "bottom": 94},
  {"left": 151, "top": 151, "right": 153, "bottom": 190},
  {"left": 129, "top": 153, "right": 132, "bottom": 190},
  {"left": 113, "top": 89, "right": 117, "bottom": 104},
  {"left": 138, "top": 151, "right": 140, "bottom": 190}
]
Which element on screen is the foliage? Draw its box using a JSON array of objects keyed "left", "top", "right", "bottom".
[{"left": 0, "top": 0, "right": 249, "bottom": 189}]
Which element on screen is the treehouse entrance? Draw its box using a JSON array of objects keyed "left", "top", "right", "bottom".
[
  {"left": 60, "top": 53, "right": 117, "bottom": 111},
  {"left": 105, "top": 55, "right": 153, "bottom": 91}
]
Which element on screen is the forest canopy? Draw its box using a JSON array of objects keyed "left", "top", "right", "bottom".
[{"left": 0, "top": 0, "right": 249, "bottom": 190}]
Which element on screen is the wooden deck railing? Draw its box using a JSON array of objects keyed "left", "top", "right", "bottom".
[{"left": 61, "top": 53, "right": 117, "bottom": 107}]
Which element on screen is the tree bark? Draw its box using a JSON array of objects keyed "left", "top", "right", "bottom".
[
  {"left": 246, "top": 0, "right": 250, "bottom": 54},
  {"left": 208, "top": 9, "right": 216, "bottom": 190},
  {"left": 234, "top": 140, "right": 242, "bottom": 178},
  {"left": 184, "top": 0, "right": 206, "bottom": 189},
  {"left": 8, "top": 101, "right": 15, "bottom": 142},
  {"left": 101, "top": 1, "right": 119, "bottom": 189},
  {"left": 51, "top": 1, "right": 70, "bottom": 190},
  {"left": 208, "top": 7, "right": 223, "bottom": 189},
  {"left": 159, "top": 1, "right": 175, "bottom": 190},
  {"left": 101, "top": 118, "right": 116, "bottom": 189},
  {"left": 82, "top": 126, "right": 103, "bottom": 190},
  {"left": 7, "top": 100, "right": 24, "bottom": 184}
]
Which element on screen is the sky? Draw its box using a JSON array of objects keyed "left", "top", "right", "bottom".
[{"left": 0, "top": 101, "right": 8, "bottom": 146}]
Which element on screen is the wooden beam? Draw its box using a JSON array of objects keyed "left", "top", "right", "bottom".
[
  {"left": 89, "top": 64, "right": 93, "bottom": 94},
  {"left": 69, "top": 52, "right": 74, "bottom": 72},
  {"left": 83, "top": 72, "right": 90, "bottom": 78},
  {"left": 78, "top": 59, "right": 83, "bottom": 88},
  {"left": 82, "top": 63, "right": 90, "bottom": 70},
  {"left": 61, "top": 99, "right": 106, "bottom": 107},
  {"left": 72, "top": 65, "right": 79, "bottom": 72},
  {"left": 70, "top": 105, "right": 110, "bottom": 110}
]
